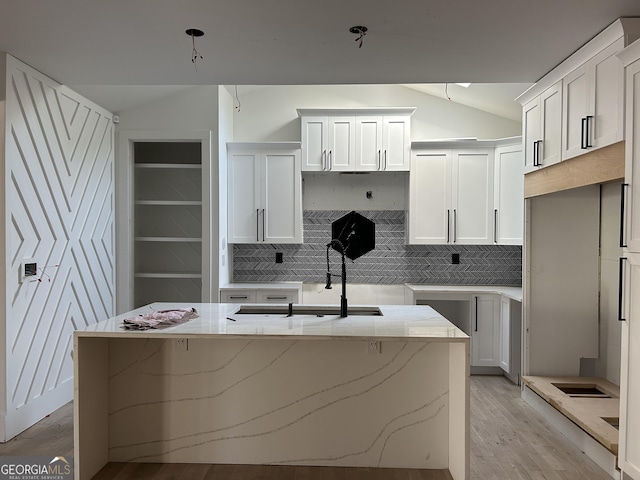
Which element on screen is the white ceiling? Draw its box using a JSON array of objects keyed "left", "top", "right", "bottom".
[{"left": 1, "top": 1, "right": 639, "bottom": 115}]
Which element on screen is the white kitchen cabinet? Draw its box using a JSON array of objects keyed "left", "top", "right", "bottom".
[
  {"left": 300, "top": 116, "right": 355, "bottom": 171},
  {"left": 619, "top": 253, "right": 640, "bottom": 479},
  {"left": 220, "top": 284, "right": 301, "bottom": 304},
  {"left": 494, "top": 143, "right": 523, "bottom": 244},
  {"left": 227, "top": 143, "right": 302, "bottom": 244},
  {"left": 471, "top": 294, "right": 501, "bottom": 367},
  {"left": 522, "top": 82, "right": 562, "bottom": 173},
  {"left": 408, "top": 150, "right": 452, "bottom": 244},
  {"left": 562, "top": 39, "right": 624, "bottom": 160},
  {"left": 299, "top": 108, "right": 414, "bottom": 172},
  {"left": 409, "top": 141, "right": 523, "bottom": 245},
  {"left": 355, "top": 115, "right": 411, "bottom": 171},
  {"left": 499, "top": 296, "right": 511, "bottom": 372},
  {"left": 452, "top": 149, "right": 494, "bottom": 244}
]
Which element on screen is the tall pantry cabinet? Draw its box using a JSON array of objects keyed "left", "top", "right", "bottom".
[{"left": 618, "top": 41, "right": 640, "bottom": 480}]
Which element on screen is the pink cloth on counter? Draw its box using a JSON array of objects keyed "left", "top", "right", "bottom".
[{"left": 121, "top": 308, "right": 198, "bottom": 330}]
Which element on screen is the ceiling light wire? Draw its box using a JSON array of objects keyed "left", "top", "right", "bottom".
[
  {"left": 186, "top": 28, "right": 204, "bottom": 71},
  {"left": 234, "top": 85, "right": 241, "bottom": 112},
  {"left": 349, "top": 26, "right": 368, "bottom": 49}
]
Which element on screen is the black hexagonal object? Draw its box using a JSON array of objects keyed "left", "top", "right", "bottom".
[{"left": 330, "top": 211, "right": 375, "bottom": 260}]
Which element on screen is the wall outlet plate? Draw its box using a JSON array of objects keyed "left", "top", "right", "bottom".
[
  {"left": 452, "top": 253, "right": 460, "bottom": 264},
  {"left": 276, "top": 252, "right": 283, "bottom": 264},
  {"left": 367, "top": 340, "right": 381, "bottom": 354}
]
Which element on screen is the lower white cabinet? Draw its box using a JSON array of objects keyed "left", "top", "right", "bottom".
[
  {"left": 471, "top": 294, "right": 501, "bottom": 367},
  {"left": 619, "top": 253, "right": 640, "bottom": 479},
  {"left": 220, "top": 285, "right": 301, "bottom": 304}
]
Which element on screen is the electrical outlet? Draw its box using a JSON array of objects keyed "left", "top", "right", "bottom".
[
  {"left": 175, "top": 338, "right": 188, "bottom": 351},
  {"left": 275, "top": 252, "right": 283, "bottom": 263},
  {"left": 367, "top": 340, "right": 381, "bottom": 355},
  {"left": 452, "top": 253, "right": 460, "bottom": 264}
]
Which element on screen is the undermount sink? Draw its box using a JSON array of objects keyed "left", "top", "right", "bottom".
[{"left": 233, "top": 305, "right": 383, "bottom": 317}]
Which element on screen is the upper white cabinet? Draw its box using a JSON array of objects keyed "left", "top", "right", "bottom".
[
  {"left": 355, "top": 115, "right": 411, "bottom": 171},
  {"left": 298, "top": 108, "right": 414, "bottom": 172},
  {"left": 517, "top": 18, "right": 640, "bottom": 170},
  {"left": 494, "top": 143, "right": 524, "bottom": 244},
  {"left": 409, "top": 139, "right": 521, "bottom": 245},
  {"left": 562, "top": 39, "right": 625, "bottom": 160},
  {"left": 522, "top": 82, "right": 562, "bottom": 173},
  {"left": 227, "top": 143, "right": 302, "bottom": 244},
  {"left": 300, "top": 116, "right": 355, "bottom": 171}
]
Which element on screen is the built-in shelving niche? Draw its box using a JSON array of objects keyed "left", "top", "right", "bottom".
[{"left": 133, "top": 142, "right": 203, "bottom": 307}]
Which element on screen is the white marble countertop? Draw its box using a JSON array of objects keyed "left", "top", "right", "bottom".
[
  {"left": 75, "top": 303, "right": 469, "bottom": 342},
  {"left": 405, "top": 284, "right": 523, "bottom": 302}
]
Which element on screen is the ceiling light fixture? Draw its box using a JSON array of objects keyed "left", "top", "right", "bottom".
[
  {"left": 186, "top": 28, "right": 204, "bottom": 71},
  {"left": 349, "top": 26, "right": 368, "bottom": 48}
]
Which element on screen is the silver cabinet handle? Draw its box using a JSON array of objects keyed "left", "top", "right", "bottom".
[
  {"left": 256, "top": 208, "right": 260, "bottom": 242},
  {"left": 328, "top": 150, "right": 332, "bottom": 170},
  {"left": 262, "top": 208, "right": 265, "bottom": 242},
  {"left": 494, "top": 209, "right": 498, "bottom": 244},
  {"left": 384, "top": 149, "right": 387, "bottom": 170},
  {"left": 266, "top": 296, "right": 288, "bottom": 300},
  {"left": 453, "top": 209, "right": 457, "bottom": 243},
  {"left": 378, "top": 150, "right": 381, "bottom": 171},
  {"left": 447, "top": 209, "right": 451, "bottom": 243},
  {"left": 229, "top": 295, "right": 249, "bottom": 300},
  {"left": 474, "top": 296, "right": 478, "bottom": 331},
  {"left": 322, "top": 149, "right": 327, "bottom": 171}
]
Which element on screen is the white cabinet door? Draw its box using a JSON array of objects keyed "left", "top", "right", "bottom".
[
  {"left": 563, "top": 39, "right": 624, "bottom": 160},
  {"left": 522, "top": 82, "right": 561, "bottom": 173},
  {"left": 562, "top": 64, "right": 590, "bottom": 160},
  {"left": 540, "top": 82, "right": 563, "bottom": 168},
  {"left": 451, "top": 149, "right": 494, "bottom": 244},
  {"left": 494, "top": 144, "right": 523, "bottom": 245},
  {"left": 301, "top": 116, "right": 327, "bottom": 171},
  {"left": 263, "top": 150, "right": 302, "bottom": 243},
  {"left": 228, "top": 151, "right": 261, "bottom": 243},
  {"left": 625, "top": 59, "right": 640, "bottom": 253},
  {"left": 592, "top": 39, "right": 625, "bottom": 149},
  {"left": 355, "top": 116, "right": 383, "bottom": 171},
  {"left": 382, "top": 115, "right": 411, "bottom": 171},
  {"left": 228, "top": 146, "right": 302, "bottom": 244},
  {"left": 619, "top": 253, "right": 640, "bottom": 479},
  {"left": 327, "top": 116, "right": 356, "bottom": 171},
  {"left": 499, "top": 296, "right": 511, "bottom": 372},
  {"left": 408, "top": 150, "right": 452, "bottom": 244},
  {"left": 471, "top": 294, "right": 501, "bottom": 367}
]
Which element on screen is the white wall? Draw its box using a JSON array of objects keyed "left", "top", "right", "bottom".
[
  {"left": 218, "top": 86, "right": 234, "bottom": 289},
  {"left": 230, "top": 85, "right": 521, "bottom": 143},
  {"left": 598, "top": 182, "right": 624, "bottom": 384},
  {"left": 526, "top": 186, "right": 600, "bottom": 376},
  {"left": 2, "top": 55, "right": 115, "bottom": 440},
  {"left": 115, "top": 86, "right": 220, "bottom": 308}
]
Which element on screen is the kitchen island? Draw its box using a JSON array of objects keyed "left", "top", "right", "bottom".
[{"left": 74, "top": 303, "right": 470, "bottom": 480}]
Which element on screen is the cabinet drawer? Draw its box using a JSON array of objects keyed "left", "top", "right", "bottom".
[
  {"left": 256, "top": 290, "right": 299, "bottom": 303},
  {"left": 220, "top": 290, "right": 257, "bottom": 303}
]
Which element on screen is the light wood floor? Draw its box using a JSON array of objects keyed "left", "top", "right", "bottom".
[{"left": 0, "top": 376, "right": 611, "bottom": 479}]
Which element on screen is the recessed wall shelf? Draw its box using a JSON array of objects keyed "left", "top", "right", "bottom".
[{"left": 133, "top": 141, "right": 204, "bottom": 307}]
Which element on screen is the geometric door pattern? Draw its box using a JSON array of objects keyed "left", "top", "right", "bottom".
[{"left": 3, "top": 55, "right": 114, "bottom": 440}]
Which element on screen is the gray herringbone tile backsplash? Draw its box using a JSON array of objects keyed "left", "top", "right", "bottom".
[{"left": 233, "top": 211, "right": 522, "bottom": 286}]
